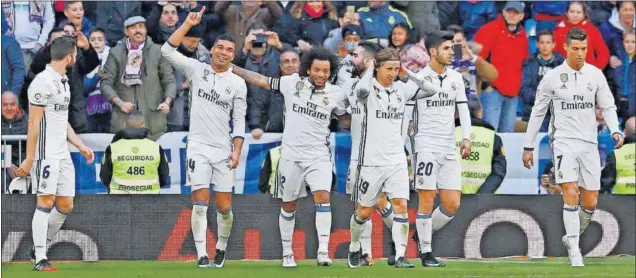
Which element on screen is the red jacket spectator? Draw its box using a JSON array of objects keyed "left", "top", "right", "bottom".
[
  {"left": 475, "top": 15, "right": 529, "bottom": 97},
  {"left": 553, "top": 20, "right": 609, "bottom": 69}
]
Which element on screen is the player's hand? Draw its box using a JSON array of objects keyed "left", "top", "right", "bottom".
[
  {"left": 522, "top": 150, "right": 534, "bottom": 169},
  {"left": 251, "top": 128, "right": 264, "bottom": 140},
  {"left": 398, "top": 65, "right": 408, "bottom": 78},
  {"left": 540, "top": 174, "right": 550, "bottom": 187},
  {"left": 466, "top": 41, "right": 482, "bottom": 58},
  {"left": 79, "top": 145, "right": 95, "bottom": 164},
  {"left": 364, "top": 58, "right": 375, "bottom": 70},
  {"left": 184, "top": 5, "right": 206, "bottom": 28},
  {"left": 15, "top": 158, "right": 34, "bottom": 177},
  {"left": 460, "top": 139, "right": 471, "bottom": 159},
  {"left": 612, "top": 132, "right": 624, "bottom": 149},
  {"left": 157, "top": 102, "right": 170, "bottom": 114},
  {"left": 227, "top": 151, "right": 240, "bottom": 169},
  {"left": 609, "top": 56, "right": 622, "bottom": 68},
  {"left": 119, "top": 102, "right": 135, "bottom": 113}
]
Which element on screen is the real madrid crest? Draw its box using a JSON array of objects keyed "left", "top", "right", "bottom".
[
  {"left": 203, "top": 69, "right": 210, "bottom": 81},
  {"left": 418, "top": 177, "right": 424, "bottom": 185},
  {"left": 586, "top": 83, "right": 593, "bottom": 92},
  {"left": 295, "top": 81, "right": 304, "bottom": 91},
  {"left": 558, "top": 171, "right": 563, "bottom": 179},
  {"left": 560, "top": 73, "right": 568, "bottom": 83},
  {"left": 451, "top": 82, "right": 458, "bottom": 92},
  {"left": 225, "top": 87, "right": 232, "bottom": 95},
  {"left": 397, "top": 94, "right": 402, "bottom": 103},
  {"left": 424, "top": 76, "right": 433, "bottom": 83},
  {"left": 323, "top": 97, "right": 329, "bottom": 105}
]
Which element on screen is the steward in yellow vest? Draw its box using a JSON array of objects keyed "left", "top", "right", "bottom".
[
  {"left": 454, "top": 97, "right": 507, "bottom": 194},
  {"left": 100, "top": 111, "right": 169, "bottom": 194},
  {"left": 601, "top": 134, "right": 635, "bottom": 195}
]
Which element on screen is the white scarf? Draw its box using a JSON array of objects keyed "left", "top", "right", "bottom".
[{"left": 121, "top": 38, "right": 145, "bottom": 87}]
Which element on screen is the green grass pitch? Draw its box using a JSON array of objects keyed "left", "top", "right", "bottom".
[{"left": 2, "top": 256, "right": 635, "bottom": 278}]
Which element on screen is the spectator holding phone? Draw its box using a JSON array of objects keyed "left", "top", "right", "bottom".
[
  {"left": 214, "top": 1, "right": 283, "bottom": 54},
  {"left": 1, "top": 1, "right": 55, "bottom": 69},
  {"left": 323, "top": 5, "right": 361, "bottom": 54},
  {"left": 331, "top": 24, "right": 364, "bottom": 86},
  {"left": 357, "top": 1, "right": 411, "bottom": 42},
  {"left": 447, "top": 25, "right": 498, "bottom": 98},
  {"left": 553, "top": 1, "right": 609, "bottom": 69},
  {"left": 58, "top": 1, "right": 94, "bottom": 37}
]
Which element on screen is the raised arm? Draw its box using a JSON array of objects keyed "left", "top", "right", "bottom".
[
  {"left": 231, "top": 65, "right": 273, "bottom": 91},
  {"left": 355, "top": 66, "right": 375, "bottom": 103},
  {"left": 162, "top": 7, "right": 206, "bottom": 76},
  {"left": 523, "top": 75, "right": 553, "bottom": 150},
  {"left": 403, "top": 68, "right": 438, "bottom": 100}
]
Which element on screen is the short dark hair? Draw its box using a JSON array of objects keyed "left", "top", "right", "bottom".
[
  {"left": 88, "top": 27, "right": 105, "bottom": 38},
  {"left": 60, "top": 22, "right": 75, "bottom": 31},
  {"left": 280, "top": 47, "right": 299, "bottom": 57},
  {"left": 299, "top": 46, "right": 339, "bottom": 79},
  {"left": 50, "top": 36, "right": 77, "bottom": 61},
  {"left": 624, "top": 28, "right": 636, "bottom": 40},
  {"left": 47, "top": 27, "right": 65, "bottom": 42},
  {"left": 64, "top": 1, "right": 81, "bottom": 10},
  {"left": 388, "top": 22, "right": 416, "bottom": 48},
  {"left": 566, "top": 27, "right": 587, "bottom": 45},
  {"left": 213, "top": 33, "right": 235, "bottom": 46},
  {"left": 537, "top": 30, "right": 554, "bottom": 42},
  {"left": 446, "top": 24, "right": 464, "bottom": 35},
  {"left": 617, "top": 1, "right": 635, "bottom": 10},
  {"left": 425, "top": 31, "right": 455, "bottom": 53},
  {"left": 246, "top": 22, "right": 267, "bottom": 34},
  {"left": 126, "top": 110, "right": 145, "bottom": 128},
  {"left": 358, "top": 41, "right": 380, "bottom": 57},
  {"left": 567, "top": 1, "right": 589, "bottom": 20}
]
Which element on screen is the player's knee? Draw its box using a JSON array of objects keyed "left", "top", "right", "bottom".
[
  {"left": 580, "top": 199, "right": 597, "bottom": 211},
  {"left": 312, "top": 190, "right": 330, "bottom": 204},
  {"left": 36, "top": 196, "right": 55, "bottom": 209},
  {"left": 356, "top": 207, "right": 374, "bottom": 220},
  {"left": 441, "top": 201, "right": 460, "bottom": 215},
  {"left": 56, "top": 203, "right": 73, "bottom": 213},
  {"left": 281, "top": 202, "right": 297, "bottom": 213},
  {"left": 191, "top": 188, "right": 210, "bottom": 203},
  {"left": 216, "top": 203, "right": 232, "bottom": 214},
  {"left": 391, "top": 199, "right": 408, "bottom": 214}
]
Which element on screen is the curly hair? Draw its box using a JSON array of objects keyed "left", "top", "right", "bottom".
[{"left": 299, "top": 46, "right": 339, "bottom": 80}]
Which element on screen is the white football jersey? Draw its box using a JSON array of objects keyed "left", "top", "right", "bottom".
[
  {"left": 334, "top": 54, "right": 355, "bottom": 87},
  {"left": 412, "top": 66, "right": 467, "bottom": 155},
  {"left": 268, "top": 74, "right": 347, "bottom": 161},
  {"left": 343, "top": 77, "right": 363, "bottom": 162},
  {"left": 28, "top": 65, "right": 71, "bottom": 160},
  {"left": 524, "top": 62, "right": 620, "bottom": 148},
  {"left": 161, "top": 43, "right": 247, "bottom": 151},
  {"left": 355, "top": 74, "right": 432, "bottom": 166}
]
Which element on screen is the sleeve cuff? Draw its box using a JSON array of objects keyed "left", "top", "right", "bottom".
[
  {"left": 232, "top": 135, "right": 245, "bottom": 140},
  {"left": 524, "top": 147, "right": 534, "bottom": 151},
  {"left": 30, "top": 102, "right": 46, "bottom": 107},
  {"left": 166, "top": 41, "right": 178, "bottom": 48},
  {"left": 409, "top": 88, "right": 421, "bottom": 101}
]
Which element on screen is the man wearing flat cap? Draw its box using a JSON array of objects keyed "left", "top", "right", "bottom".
[{"left": 101, "top": 16, "right": 177, "bottom": 140}]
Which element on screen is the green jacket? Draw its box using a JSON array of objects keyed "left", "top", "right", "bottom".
[{"left": 100, "top": 36, "right": 176, "bottom": 140}]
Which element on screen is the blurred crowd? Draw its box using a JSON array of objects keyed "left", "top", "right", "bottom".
[{"left": 1, "top": 1, "right": 635, "bottom": 191}]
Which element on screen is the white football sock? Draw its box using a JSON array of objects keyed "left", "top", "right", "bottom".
[
  {"left": 378, "top": 202, "right": 393, "bottom": 231},
  {"left": 431, "top": 206, "right": 454, "bottom": 232},
  {"left": 216, "top": 208, "right": 233, "bottom": 251},
  {"left": 279, "top": 208, "right": 295, "bottom": 256},
  {"left": 349, "top": 213, "right": 367, "bottom": 252},
  {"left": 46, "top": 207, "right": 69, "bottom": 246},
  {"left": 416, "top": 213, "right": 432, "bottom": 253},
  {"left": 392, "top": 213, "right": 409, "bottom": 259},
  {"left": 32, "top": 206, "right": 51, "bottom": 262},
  {"left": 191, "top": 202, "right": 208, "bottom": 259},
  {"left": 360, "top": 219, "right": 372, "bottom": 256},
  {"left": 315, "top": 204, "right": 332, "bottom": 253},
  {"left": 563, "top": 204, "right": 580, "bottom": 247},
  {"left": 578, "top": 207, "right": 594, "bottom": 234}
]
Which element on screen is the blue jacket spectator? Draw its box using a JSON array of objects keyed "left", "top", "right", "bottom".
[
  {"left": 94, "top": 2, "right": 141, "bottom": 46},
  {"left": 58, "top": 1, "right": 95, "bottom": 37},
  {"left": 458, "top": 1, "right": 498, "bottom": 40},
  {"left": 607, "top": 29, "right": 636, "bottom": 119},
  {"left": 278, "top": 1, "right": 338, "bottom": 50},
  {"left": 1, "top": 13, "right": 25, "bottom": 95},
  {"left": 59, "top": 17, "right": 94, "bottom": 37},
  {"left": 532, "top": 1, "right": 567, "bottom": 32},
  {"left": 587, "top": 1, "right": 615, "bottom": 27},
  {"left": 520, "top": 52, "right": 564, "bottom": 120},
  {"left": 357, "top": 1, "right": 411, "bottom": 41},
  {"left": 599, "top": 2, "right": 636, "bottom": 56},
  {"left": 438, "top": 1, "right": 459, "bottom": 30}
]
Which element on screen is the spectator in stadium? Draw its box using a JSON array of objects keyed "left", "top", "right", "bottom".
[
  {"left": 331, "top": 24, "right": 364, "bottom": 86},
  {"left": 587, "top": 1, "right": 615, "bottom": 27},
  {"left": 438, "top": 1, "right": 459, "bottom": 31},
  {"left": 389, "top": 23, "right": 429, "bottom": 73},
  {"left": 100, "top": 16, "right": 177, "bottom": 140},
  {"left": 323, "top": 5, "right": 361, "bottom": 55},
  {"left": 1, "top": 1, "right": 55, "bottom": 69},
  {"left": 100, "top": 110, "right": 170, "bottom": 194},
  {"left": 456, "top": 96, "right": 507, "bottom": 194},
  {"left": 280, "top": 1, "right": 338, "bottom": 53},
  {"left": 448, "top": 25, "right": 498, "bottom": 97},
  {"left": 19, "top": 24, "right": 98, "bottom": 134},
  {"left": 539, "top": 161, "right": 562, "bottom": 195},
  {"left": 601, "top": 1, "right": 636, "bottom": 58},
  {"left": 391, "top": 1, "right": 440, "bottom": 38},
  {"left": 607, "top": 28, "right": 636, "bottom": 120},
  {"left": 94, "top": 2, "right": 142, "bottom": 47},
  {"left": 84, "top": 28, "right": 112, "bottom": 133},
  {"left": 520, "top": 31, "right": 564, "bottom": 130},
  {"left": 2, "top": 13, "right": 25, "bottom": 95},
  {"left": 553, "top": 1, "right": 610, "bottom": 70},
  {"left": 475, "top": 1, "right": 529, "bottom": 133},
  {"left": 458, "top": 1, "right": 498, "bottom": 40},
  {"left": 233, "top": 23, "right": 286, "bottom": 135},
  {"left": 249, "top": 48, "right": 300, "bottom": 137},
  {"left": 357, "top": 1, "right": 411, "bottom": 42},
  {"left": 214, "top": 1, "right": 283, "bottom": 54},
  {"left": 601, "top": 116, "right": 636, "bottom": 194},
  {"left": 166, "top": 23, "right": 210, "bottom": 133},
  {"left": 1, "top": 91, "right": 28, "bottom": 184},
  {"left": 532, "top": 1, "right": 568, "bottom": 32},
  {"left": 147, "top": 2, "right": 183, "bottom": 46},
  {"left": 58, "top": 1, "right": 94, "bottom": 37}
]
